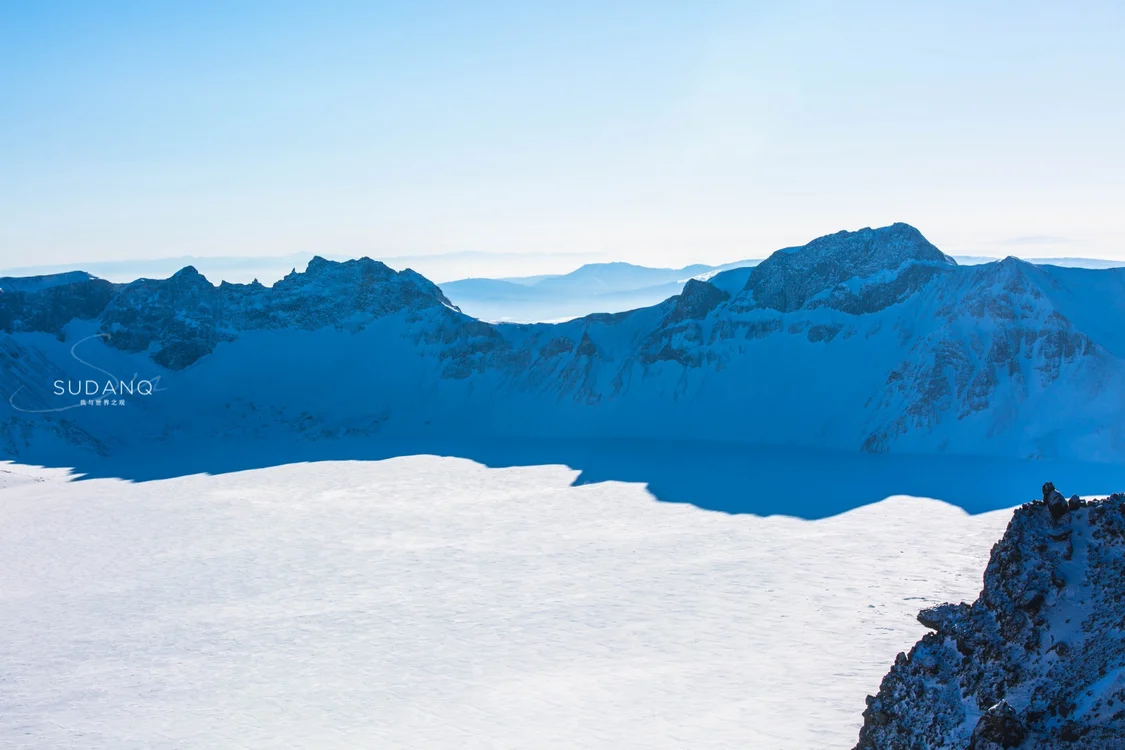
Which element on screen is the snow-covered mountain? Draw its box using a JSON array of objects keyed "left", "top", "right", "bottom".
[
  {"left": 0, "top": 270, "right": 97, "bottom": 293},
  {"left": 856, "top": 484, "right": 1125, "bottom": 749},
  {"left": 4, "top": 222, "right": 1125, "bottom": 465}
]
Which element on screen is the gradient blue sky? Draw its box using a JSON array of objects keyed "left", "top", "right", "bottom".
[{"left": 2, "top": 0, "right": 1123, "bottom": 273}]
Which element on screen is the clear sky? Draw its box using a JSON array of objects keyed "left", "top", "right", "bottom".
[{"left": 2, "top": 0, "right": 1123, "bottom": 274}]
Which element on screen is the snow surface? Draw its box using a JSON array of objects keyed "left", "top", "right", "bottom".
[{"left": 0, "top": 457, "right": 1013, "bottom": 748}]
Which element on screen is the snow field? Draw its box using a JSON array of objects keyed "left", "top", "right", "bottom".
[{"left": 0, "top": 457, "right": 1012, "bottom": 748}]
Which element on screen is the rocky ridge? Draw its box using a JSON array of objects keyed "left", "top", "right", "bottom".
[
  {"left": 4, "top": 224, "right": 1125, "bottom": 462},
  {"left": 98, "top": 257, "right": 459, "bottom": 369},
  {"left": 856, "top": 484, "right": 1125, "bottom": 749},
  {"left": 736, "top": 222, "right": 953, "bottom": 313}
]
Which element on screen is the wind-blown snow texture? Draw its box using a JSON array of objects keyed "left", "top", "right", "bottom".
[
  {"left": 856, "top": 487, "right": 1125, "bottom": 749},
  {"left": 0, "top": 458, "right": 1012, "bottom": 749},
  {"left": 4, "top": 222, "right": 1125, "bottom": 464}
]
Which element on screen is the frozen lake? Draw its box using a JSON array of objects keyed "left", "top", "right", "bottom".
[{"left": 1, "top": 456, "right": 1013, "bottom": 748}]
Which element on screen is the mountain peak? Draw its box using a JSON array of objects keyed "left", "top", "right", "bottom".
[
  {"left": 302, "top": 255, "right": 393, "bottom": 278},
  {"left": 306, "top": 255, "right": 331, "bottom": 272},
  {"left": 741, "top": 223, "right": 953, "bottom": 312},
  {"left": 170, "top": 265, "right": 207, "bottom": 281},
  {"left": 999, "top": 255, "right": 1030, "bottom": 268}
]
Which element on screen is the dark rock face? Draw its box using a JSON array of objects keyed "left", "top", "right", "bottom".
[
  {"left": 856, "top": 487, "right": 1125, "bottom": 749},
  {"left": 100, "top": 266, "right": 232, "bottom": 364},
  {"left": 576, "top": 331, "right": 597, "bottom": 357},
  {"left": 811, "top": 261, "right": 951, "bottom": 316},
  {"left": 0, "top": 278, "right": 117, "bottom": 336},
  {"left": 98, "top": 258, "right": 457, "bottom": 369},
  {"left": 1044, "top": 481, "right": 1070, "bottom": 522},
  {"left": 664, "top": 279, "right": 729, "bottom": 324},
  {"left": 742, "top": 223, "right": 953, "bottom": 313},
  {"left": 634, "top": 280, "right": 729, "bottom": 369},
  {"left": 968, "top": 700, "right": 1027, "bottom": 749}
]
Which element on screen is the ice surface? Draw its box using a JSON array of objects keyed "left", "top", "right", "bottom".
[{"left": 0, "top": 457, "right": 1012, "bottom": 748}]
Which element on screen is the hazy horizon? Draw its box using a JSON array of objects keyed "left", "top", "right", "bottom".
[
  {"left": 4, "top": 240, "right": 1125, "bottom": 287},
  {"left": 3, "top": 2, "right": 1123, "bottom": 269}
]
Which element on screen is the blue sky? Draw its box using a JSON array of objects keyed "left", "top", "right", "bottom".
[{"left": 2, "top": 0, "right": 1123, "bottom": 274}]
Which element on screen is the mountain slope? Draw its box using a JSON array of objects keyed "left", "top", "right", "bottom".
[{"left": 4, "top": 224, "right": 1125, "bottom": 464}]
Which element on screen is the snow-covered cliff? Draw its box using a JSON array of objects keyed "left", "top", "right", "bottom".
[{"left": 856, "top": 485, "right": 1125, "bottom": 749}]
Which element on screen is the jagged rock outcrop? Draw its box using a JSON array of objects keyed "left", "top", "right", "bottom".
[
  {"left": 0, "top": 275, "right": 117, "bottom": 337},
  {"left": 636, "top": 280, "right": 728, "bottom": 368},
  {"left": 809, "top": 260, "right": 953, "bottom": 316},
  {"left": 99, "top": 257, "right": 458, "bottom": 368},
  {"left": 664, "top": 279, "right": 729, "bottom": 324},
  {"left": 968, "top": 700, "right": 1027, "bottom": 749},
  {"left": 856, "top": 486, "right": 1125, "bottom": 749}
]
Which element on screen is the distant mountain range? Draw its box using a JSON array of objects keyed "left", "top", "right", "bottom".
[
  {"left": 438, "top": 256, "right": 1125, "bottom": 323},
  {"left": 438, "top": 260, "right": 760, "bottom": 322},
  {"left": 952, "top": 256, "right": 1125, "bottom": 269},
  {"left": 0, "top": 250, "right": 605, "bottom": 288},
  {"left": 8, "top": 253, "right": 1122, "bottom": 325},
  {"left": 4, "top": 223, "right": 1125, "bottom": 466}
]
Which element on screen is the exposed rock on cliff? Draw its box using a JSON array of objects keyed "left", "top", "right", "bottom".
[
  {"left": 856, "top": 485, "right": 1125, "bottom": 749},
  {"left": 98, "top": 258, "right": 457, "bottom": 368}
]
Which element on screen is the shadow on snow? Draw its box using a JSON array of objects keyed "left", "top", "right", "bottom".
[{"left": 25, "top": 435, "right": 1125, "bottom": 520}]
